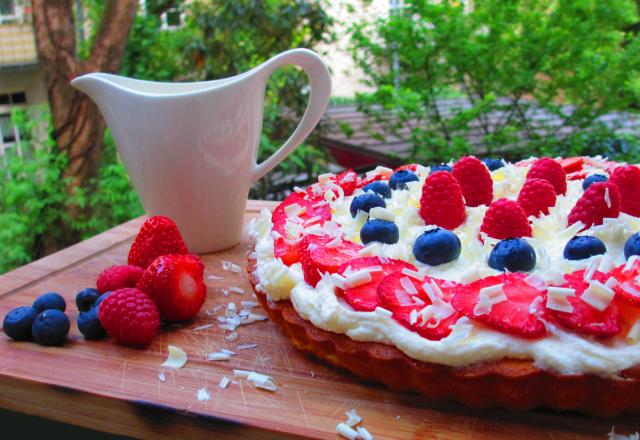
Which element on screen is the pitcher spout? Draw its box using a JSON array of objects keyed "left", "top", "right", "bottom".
[{"left": 71, "top": 73, "right": 123, "bottom": 107}]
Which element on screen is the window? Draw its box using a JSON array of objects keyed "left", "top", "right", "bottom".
[
  {"left": 160, "top": 8, "right": 185, "bottom": 30},
  {"left": 0, "top": 113, "right": 16, "bottom": 143},
  {"left": 0, "top": 0, "right": 15, "bottom": 16},
  {"left": 0, "top": 92, "right": 27, "bottom": 106}
]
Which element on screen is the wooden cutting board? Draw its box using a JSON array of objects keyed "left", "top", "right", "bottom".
[{"left": 0, "top": 200, "right": 637, "bottom": 439}]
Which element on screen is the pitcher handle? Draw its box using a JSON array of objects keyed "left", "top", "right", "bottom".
[{"left": 250, "top": 48, "right": 331, "bottom": 183}]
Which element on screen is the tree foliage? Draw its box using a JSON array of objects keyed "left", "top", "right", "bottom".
[{"left": 349, "top": 0, "right": 640, "bottom": 164}]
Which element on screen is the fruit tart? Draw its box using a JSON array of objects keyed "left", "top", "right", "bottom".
[{"left": 248, "top": 156, "right": 640, "bottom": 416}]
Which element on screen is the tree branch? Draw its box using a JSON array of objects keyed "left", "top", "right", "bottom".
[{"left": 87, "top": 0, "right": 138, "bottom": 72}]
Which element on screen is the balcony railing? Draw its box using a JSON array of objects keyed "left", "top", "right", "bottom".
[{"left": 0, "top": 6, "right": 37, "bottom": 68}]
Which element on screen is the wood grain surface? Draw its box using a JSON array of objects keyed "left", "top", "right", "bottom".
[{"left": 0, "top": 200, "right": 638, "bottom": 439}]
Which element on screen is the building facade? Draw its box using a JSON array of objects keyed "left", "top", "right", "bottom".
[{"left": 0, "top": 0, "right": 46, "bottom": 155}]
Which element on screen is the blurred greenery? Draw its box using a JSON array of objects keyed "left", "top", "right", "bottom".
[
  {"left": 348, "top": 0, "right": 640, "bottom": 164},
  {"left": 0, "top": 0, "right": 333, "bottom": 273}
]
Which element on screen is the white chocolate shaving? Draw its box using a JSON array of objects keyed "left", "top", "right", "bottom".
[
  {"left": 473, "top": 284, "right": 507, "bottom": 316},
  {"left": 546, "top": 286, "right": 575, "bottom": 313},
  {"left": 197, "top": 388, "right": 211, "bottom": 402},
  {"left": 336, "top": 423, "right": 359, "bottom": 440},
  {"left": 368, "top": 206, "right": 395, "bottom": 222},
  {"left": 161, "top": 345, "right": 188, "bottom": 369},
  {"left": 627, "top": 319, "right": 640, "bottom": 343},
  {"left": 581, "top": 280, "right": 615, "bottom": 311}
]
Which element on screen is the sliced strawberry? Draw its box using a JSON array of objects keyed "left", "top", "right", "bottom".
[
  {"left": 395, "top": 164, "right": 418, "bottom": 172},
  {"left": 330, "top": 169, "right": 359, "bottom": 196},
  {"left": 336, "top": 257, "right": 417, "bottom": 312},
  {"left": 546, "top": 270, "right": 621, "bottom": 337},
  {"left": 271, "top": 191, "right": 332, "bottom": 265},
  {"left": 558, "top": 157, "right": 584, "bottom": 174},
  {"left": 567, "top": 171, "right": 588, "bottom": 181},
  {"left": 356, "top": 173, "right": 386, "bottom": 189},
  {"left": 451, "top": 273, "right": 547, "bottom": 338},
  {"left": 610, "top": 261, "right": 640, "bottom": 307},
  {"left": 298, "top": 234, "right": 363, "bottom": 287},
  {"left": 377, "top": 272, "right": 460, "bottom": 340}
]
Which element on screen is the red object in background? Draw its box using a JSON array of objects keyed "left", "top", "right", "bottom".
[{"left": 328, "top": 147, "right": 382, "bottom": 169}]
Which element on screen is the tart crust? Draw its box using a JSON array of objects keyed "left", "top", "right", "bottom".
[{"left": 248, "top": 255, "right": 640, "bottom": 417}]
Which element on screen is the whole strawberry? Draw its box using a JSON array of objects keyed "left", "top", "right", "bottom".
[
  {"left": 517, "top": 178, "right": 556, "bottom": 217},
  {"left": 609, "top": 164, "right": 640, "bottom": 217},
  {"left": 96, "top": 265, "right": 145, "bottom": 293},
  {"left": 568, "top": 182, "right": 620, "bottom": 230},
  {"left": 98, "top": 288, "right": 160, "bottom": 346},
  {"left": 128, "top": 216, "right": 188, "bottom": 268},
  {"left": 419, "top": 171, "right": 466, "bottom": 230},
  {"left": 480, "top": 198, "right": 532, "bottom": 240},
  {"left": 452, "top": 156, "right": 493, "bottom": 206},
  {"left": 136, "top": 254, "right": 206, "bottom": 321},
  {"left": 526, "top": 157, "right": 567, "bottom": 195}
]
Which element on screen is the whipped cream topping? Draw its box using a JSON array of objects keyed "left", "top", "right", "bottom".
[{"left": 249, "top": 158, "right": 640, "bottom": 376}]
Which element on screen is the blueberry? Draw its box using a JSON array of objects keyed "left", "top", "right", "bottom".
[
  {"left": 76, "top": 288, "right": 101, "bottom": 312},
  {"left": 362, "top": 181, "right": 392, "bottom": 199},
  {"left": 624, "top": 232, "right": 640, "bottom": 259},
  {"left": 563, "top": 236, "right": 607, "bottom": 260},
  {"left": 31, "top": 309, "right": 70, "bottom": 346},
  {"left": 94, "top": 291, "right": 112, "bottom": 308},
  {"left": 3, "top": 306, "right": 38, "bottom": 341},
  {"left": 488, "top": 238, "right": 536, "bottom": 272},
  {"left": 389, "top": 170, "right": 419, "bottom": 190},
  {"left": 32, "top": 292, "right": 66, "bottom": 313},
  {"left": 77, "top": 307, "right": 106, "bottom": 339},
  {"left": 413, "top": 228, "right": 461, "bottom": 266},
  {"left": 582, "top": 174, "right": 608, "bottom": 190},
  {"left": 481, "top": 158, "right": 505, "bottom": 171},
  {"left": 429, "top": 164, "right": 452, "bottom": 174},
  {"left": 350, "top": 193, "right": 386, "bottom": 217},
  {"left": 360, "top": 219, "right": 399, "bottom": 245}
]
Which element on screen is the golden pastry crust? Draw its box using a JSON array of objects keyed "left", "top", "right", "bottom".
[{"left": 248, "top": 256, "right": 640, "bottom": 417}]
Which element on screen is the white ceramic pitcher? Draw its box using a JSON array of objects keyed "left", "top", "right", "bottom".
[{"left": 72, "top": 48, "right": 331, "bottom": 253}]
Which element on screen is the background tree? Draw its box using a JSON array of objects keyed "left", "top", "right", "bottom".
[
  {"left": 0, "top": 0, "right": 333, "bottom": 274},
  {"left": 349, "top": 0, "right": 640, "bottom": 164},
  {"left": 31, "top": 0, "right": 137, "bottom": 253}
]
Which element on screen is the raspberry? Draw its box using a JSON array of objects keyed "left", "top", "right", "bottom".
[
  {"left": 567, "top": 182, "right": 620, "bottom": 230},
  {"left": 516, "top": 178, "right": 556, "bottom": 217},
  {"left": 526, "top": 157, "right": 567, "bottom": 195},
  {"left": 96, "top": 265, "right": 144, "bottom": 293},
  {"left": 419, "top": 171, "right": 466, "bottom": 230},
  {"left": 336, "top": 257, "right": 416, "bottom": 312},
  {"left": 480, "top": 198, "right": 532, "bottom": 240},
  {"left": 609, "top": 164, "right": 640, "bottom": 217},
  {"left": 377, "top": 272, "right": 460, "bottom": 340},
  {"left": 452, "top": 156, "right": 493, "bottom": 206},
  {"left": 451, "top": 273, "right": 546, "bottom": 338},
  {"left": 128, "top": 216, "right": 188, "bottom": 268},
  {"left": 298, "top": 234, "right": 362, "bottom": 287},
  {"left": 545, "top": 270, "right": 620, "bottom": 337},
  {"left": 98, "top": 288, "right": 160, "bottom": 346}
]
